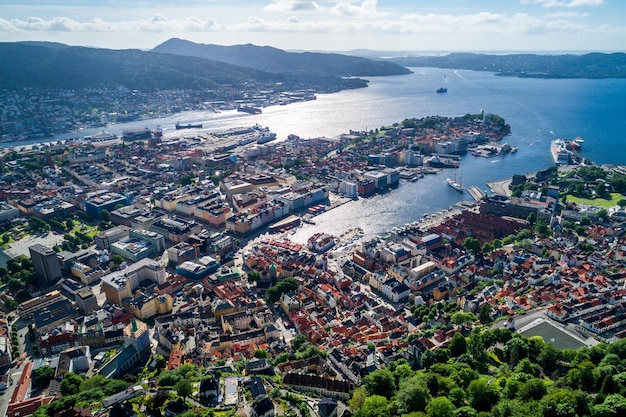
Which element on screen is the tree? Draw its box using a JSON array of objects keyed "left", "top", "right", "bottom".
[
  {"left": 100, "top": 209, "right": 110, "bottom": 222},
  {"left": 597, "top": 208, "right": 609, "bottom": 222},
  {"left": 449, "top": 333, "right": 468, "bottom": 357},
  {"left": 396, "top": 377, "right": 430, "bottom": 414},
  {"left": 358, "top": 395, "right": 389, "bottom": 417},
  {"left": 349, "top": 387, "right": 368, "bottom": 414},
  {"left": 175, "top": 378, "right": 193, "bottom": 401},
  {"left": 426, "top": 396, "right": 455, "bottom": 417},
  {"left": 479, "top": 304, "right": 492, "bottom": 325},
  {"left": 60, "top": 372, "right": 83, "bottom": 396},
  {"left": 253, "top": 349, "right": 268, "bottom": 359},
  {"left": 291, "top": 334, "right": 307, "bottom": 351},
  {"left": 468, "top": 379, "right": 500, "bottom": 412},
  {"left": 463, "top": 237, "right": 481, "bottom": 255},
  {"left": 364, "top": 369, "right": 396, "bottom": 399},
  {"left": 519, "top": 378, "right": 547, "bottom": 401},
  {"left": 455, "top": 406, "right": 477, "bottom": 417},
  {"left": 618, "top": 199, "right": 626, "bottom": 209},
  {"left": 111, "top": 254, "right": 124, "bottom": 267},
  {"left": 32, "top": 365, "right": 55, "bottom": 389}
]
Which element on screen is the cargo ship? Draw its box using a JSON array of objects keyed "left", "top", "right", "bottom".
[
  {"left": 569, "top": 137, "right": 584, "bottom": 151},
  {"left": 175, "top": 122, "right": 203, "bottom": 130},
  {"left": 237, "top": 105, "right": 262, "bottom": 114}
]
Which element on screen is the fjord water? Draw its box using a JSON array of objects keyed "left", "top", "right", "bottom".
[{"left": 10, "top": 68, "right": 626, "bottom": 240}]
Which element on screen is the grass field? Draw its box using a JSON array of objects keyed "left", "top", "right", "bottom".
[{"left": 566, "top": 192, "right": 623, "bottom": 207}]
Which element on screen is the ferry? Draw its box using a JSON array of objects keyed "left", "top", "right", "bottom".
[
  {"left": 86, "top": 131, "right": 118, "bottom": 142},
  {"left": 152, "top": 125, "right": 163, "bottom": 137}
]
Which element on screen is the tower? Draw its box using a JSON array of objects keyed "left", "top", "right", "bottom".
[{"left": 29, "top": 244, "right": 62, "bottom": 284}]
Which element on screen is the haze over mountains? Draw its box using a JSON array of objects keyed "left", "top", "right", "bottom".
[
  {"left": 0, "top": 40, "right": 409, "bottom": 92},
  {"left": 2, "top": 39, "right": 626, "bottom": 93}
]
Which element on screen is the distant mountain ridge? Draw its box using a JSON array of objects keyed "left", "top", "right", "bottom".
[
  {"left": 385, "top": 52, "right": 626, "bottom": 79},
  {"left": 151, "top": 38, "right": 413, "bottom": 77}
]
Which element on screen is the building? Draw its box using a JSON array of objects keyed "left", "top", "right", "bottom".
[
  {"left": 101, "top": 258, "right": 167, "bottom": 306},
  {"left": 175, "top": 256, "right": 220, "bottom": 281},
  {"left": 94, "top": 226, "right": 131, "bottom": 250},
  {"left": 18, "top": 290, "right": 65, "bottom": 320},
  {"left": 85, "top": 191, "right": 129, "bottom": 219},
  {"left": 74, "top": 287, "right": 99, "bottom": 314},
  {"left": 29, "top": 244, "right": 62, "bottom": 284},
  {"left": 110, "top": 229, "right": 166, "bottom": 262}
]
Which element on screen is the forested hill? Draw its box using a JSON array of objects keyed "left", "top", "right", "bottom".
[
  {"left": 152, "top": 38, "right": 413, "bottom": 77},
  {"left": 0, "top": 42, "right": 369, "bottom": 92},
  {"left": 386, "top": 52, "right": 626, "bottom": 79}
]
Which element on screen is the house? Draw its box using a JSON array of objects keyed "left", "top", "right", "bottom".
[
  {"left": 251, "top": 397, "right": 274, "bottom": 417},
  {"left": 244, "top": 376, "right": 267, "bottom": 400},
  {"left": 199, "top": 375, "right": 220, "bottom": 401},
  {"left": 318, "top": 397, "right": 338, "bottom": 417}
]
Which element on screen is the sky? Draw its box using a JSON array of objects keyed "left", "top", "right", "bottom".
[{"left": 1, "top": 0, "right": 624, "bottom": 53}]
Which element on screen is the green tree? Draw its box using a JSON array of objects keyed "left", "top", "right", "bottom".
[
  {"left": 454, "top": 406, "right": 477, "bottom": 417},
  {"left": 449, "top": 333, "right": 468, "bottom": 357},
  {"left": 112, "top": 254, "right": 124, "bottom": 267},
  {"left": 32, "top": 365, "right": 55, "bottom": 389},
  {"left": 519, "top": 378, "right": 547, "bottom": 401},
  {"left": 253, "top": 349, "right": 268, "bottom": 359},
  {"left": 468, "top": 379, "right": 500, "bottom": 412},
  {"left": 100, "top": 209, "right": 110, "bottom": 222},
  {"left": 364, "top": 368, "right": 396, "bottom": 399},
  {"left": 358, "top": 395, "right": 389, "bottom": 417},
  {"left": 426, "top": 396, "right": 456, "bottom": 417},
  {"left": 291, "top": 334, "right": 307, "bottom": 351},
  {"left": 463, "top": 237, "right": 481, "bottom": 255},
  {"left": 396, "top": 376, "right": 430, "bottom": 414},
  {"left": 479, "top": 304, "right": 492, "bottom": 325},
  {"left": 60, "top": 372, "right": 83, "bottom": 396},
  {"left": 349, "top": 386, "right": 368, "bottom": 414},
  {"left": 597, "top": 208, "right": 609, "bottom": 222},
  {"left": 175, "top": 378, "right": 193, "bottom": 400}
]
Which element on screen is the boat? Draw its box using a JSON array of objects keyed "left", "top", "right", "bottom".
[
  {"left": 86, "top": 130, "right": 118, "bottom": 142},
  {"left": 446, "top": 175, "right": 465, "bottom": 192},
  {"left": 176, "top": 122, "right": 203, "bottom": 130},
  {"left": 237, "top": 105, "right": 262, "bottom": 114},
  {"left": 121, "top": 127, "right": 152, "bottom": 141},
  {"left": 152, "top": 125, "right": 163, "bottom": 137},
  {"left": 569, "top": 137, "right": 584, "bottom": 151},
  {"left": 307, "top": 233, "right": 335, "bottom": 253},
  {"left": 551, "top": 139, "right": 571, "bottom": 165},
  {"left": 436, "top": 87, "right": 448, "bottom": 93}
]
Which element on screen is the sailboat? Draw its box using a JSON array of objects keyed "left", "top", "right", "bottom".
[{"left": 446, "top": 173, "right": 464, "bottom": 192}]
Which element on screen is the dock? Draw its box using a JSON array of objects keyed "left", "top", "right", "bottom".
[{"left": 467, "top": 186, "right": 486, "bottom": 201}]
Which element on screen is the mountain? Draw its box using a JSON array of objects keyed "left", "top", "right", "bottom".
[
  {"left": 151, "top": 38, "right": 412, "bottom": 77},
  {"left": 0, "top": 42, "right": 370, "bottom": 92},
  {"left": 385, "top": 52, "right": 626, "bottom": 79}
]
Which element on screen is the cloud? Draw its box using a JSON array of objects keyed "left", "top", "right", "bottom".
[
  {"left": 520, "top": 0, "right": 603, "bottom": 7},
  {"left": 264, "top": 0, "right": 322, "bottom": 13},
  {"left": 546, "top": 11, "right": 590, "bottom": 18},
  {"left": 329, "top": 0, "right": 387, "bottom": 18}
]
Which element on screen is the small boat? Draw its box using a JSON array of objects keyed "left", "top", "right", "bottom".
[{"left": 436, "top": 87, "right": 448, "bottom": 93}]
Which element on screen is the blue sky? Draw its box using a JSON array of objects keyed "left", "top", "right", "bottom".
[{"left": 1, "top": 0, "right": 624, "bottom": 52}]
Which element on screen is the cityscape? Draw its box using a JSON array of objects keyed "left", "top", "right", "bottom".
[{"left": 2, "top": 1, "right": 626, "bottom": 417}]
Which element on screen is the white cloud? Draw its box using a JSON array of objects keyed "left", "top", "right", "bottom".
[
  {"left": 264, "top": 0, "right": 322, "bottom": 13},
  {"left": 520, "top": 0, "right": 603, "bottom": 7},
  {"left": 329, "top": 0, "right": 387, "bottom": 18},
  {"left": 546, "top": 11, "right": 590, "bottom": 18}
]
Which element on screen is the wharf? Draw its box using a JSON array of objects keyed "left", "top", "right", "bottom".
[
  {"left": 486, "top": 178, "right": 512, "bottom": 196},
  {"left": 467, "top": 186, "right": 487, "bottom": 201}
]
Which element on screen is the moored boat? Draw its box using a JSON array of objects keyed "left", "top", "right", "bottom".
[
  {"left": 436, "top": 87, "right": 448, "bottom": 93},
  {"left": 446, "top": 176, "right": 465, "bottom": 192}
]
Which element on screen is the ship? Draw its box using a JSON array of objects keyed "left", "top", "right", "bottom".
[
  {"left": 176, "top": 122, "right": 203, "bottom": 130},
  {"left": 551, "top": 139, "right": 571, "bottom": 165},
  {"left": 569, "top": 137, "right": 584, "bottom": 151},
  {"left": 257, "top": 132, "right": 277, "bottom": 144},
  {"left": 436, "top": 87, "right": 448, "bottom": 93},
  {"left": 152, "top": 125, "right": 163, "bottom": 137},
  {"left": 121, "top": 127, "right": 152, "bottom": 141},
  {"left": 86, "top": 131, "right": 117, "bottom": 142},
  {"left": 237, "top": 105, "right": 262, "bottom": 114},
  {"left": 446, "top": 175, "right": 464, "bottom": 192},
  {"left": 307, "top": 233, "right": 335, "bottom": 253}
]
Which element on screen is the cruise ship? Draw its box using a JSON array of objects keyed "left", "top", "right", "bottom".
[
  {"left": 551, "top": 139, "right": 571, "bottom": 165},
  {"left": 86, "top": 131, "right": 118, "bottom": 142}
]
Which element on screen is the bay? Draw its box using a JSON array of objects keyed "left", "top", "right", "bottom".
[{"left": 5, "top": 68, "right": 626, "bottom": 243}]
